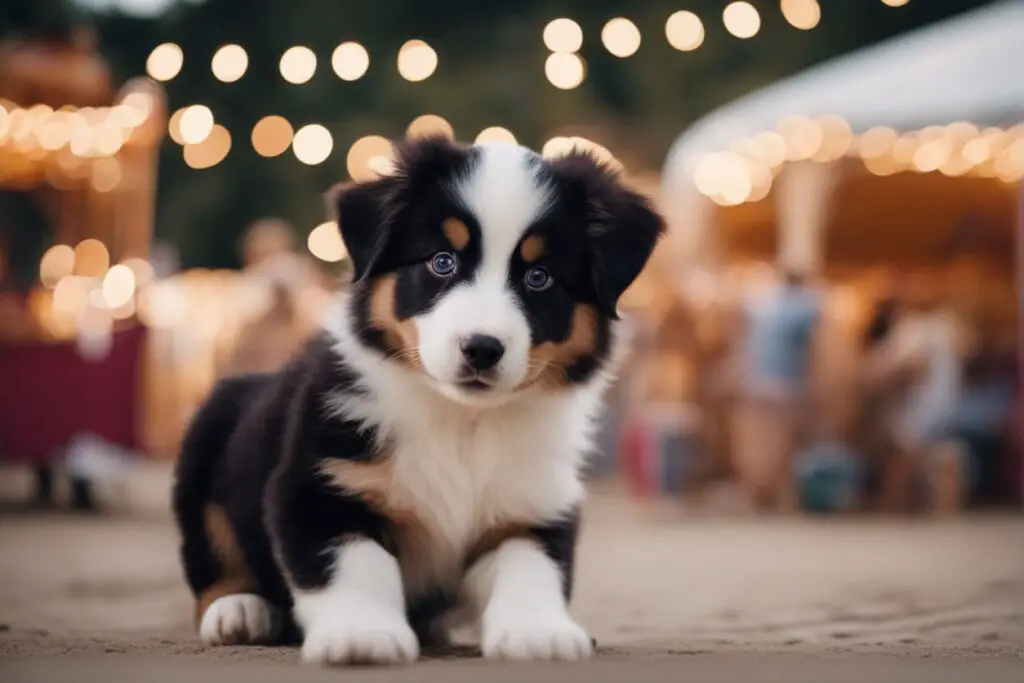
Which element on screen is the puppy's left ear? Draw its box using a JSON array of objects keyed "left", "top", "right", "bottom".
[
  {"left": 325, "top": 177, "right": 397, "bottom": 283},
  {"left": 586, "top": 185, "right": 665, "bottom": 319}
]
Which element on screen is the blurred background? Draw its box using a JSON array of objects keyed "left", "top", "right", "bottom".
[
  {"left": 0, "top": 0, "right": 1020, "bottom": 518},
  {"left": 1, "top": 1, "right": 1023, "bottom": 669}
]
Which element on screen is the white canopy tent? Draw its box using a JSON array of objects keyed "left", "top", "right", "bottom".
[{"left": 660, "top": 0, "right": 1024, "bottom": 276}]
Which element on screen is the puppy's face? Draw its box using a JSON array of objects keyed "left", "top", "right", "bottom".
[{"left": 335, "top": 137, "right": 663, "bottom": 407}]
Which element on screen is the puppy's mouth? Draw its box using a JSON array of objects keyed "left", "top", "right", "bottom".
[{"left": 455, "top": 376, "right": 494, "bottom": 391}]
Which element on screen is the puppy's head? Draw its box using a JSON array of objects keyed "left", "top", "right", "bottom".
[{"left": 334, "top": 136, "right": 664, "bottom": 407}]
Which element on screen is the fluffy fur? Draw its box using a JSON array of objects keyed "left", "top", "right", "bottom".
[{"left": 172, "top": 137, "right": 664, "bottom": 666}]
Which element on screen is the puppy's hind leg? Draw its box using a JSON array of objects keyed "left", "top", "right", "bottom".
[{"left": 189, "top": 504, "right": 283, "bottom": 646}]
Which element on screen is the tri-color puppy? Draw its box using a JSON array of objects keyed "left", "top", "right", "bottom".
[{"left": 172, "top": 136, "right": 664, "bottom": 666}]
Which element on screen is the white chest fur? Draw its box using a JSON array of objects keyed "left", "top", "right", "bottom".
[{"left": 328, "top": 372, "right": 598, "bottom": 595}]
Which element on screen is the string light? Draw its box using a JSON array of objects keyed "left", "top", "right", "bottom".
[
  {"left": 179, "top": 105, "right": 214, "bottom": 145},
  {"left": 543, "top": 18, "right": 583, "bottom": 53},
  {"left": 723, "top": 2, "right": 761, "bottom": 39},
  {"left": 545, "top": 52, "right": 585, "bottom": 89},
  {"left": 146, "top": 43, "right": 183, "bottom": 81},
  {"left": 406, "top": 114, "right": 454, "bottom": 140},
  {"left": 346, "top": 135, "right": 393, "bottom": 181},
  {"left": 74, "top": 239, "right": 110, "bottom": 277},
  {"left": 665, "top": 11, "right": 705, "bottom": 51},
  {"left": 332, "top": 42, "right": 370, "bottom": 81},
  {"left": 280, "top": 46, "right": 317, "bottom": 84},
  {"left": 184, "top": 124, "right": 231, "bottom": 169},
  {"left": 397, "top": 40, "right": 438, "bottom": 82},
  {"left": 781, "top": 0, "right": 822, "bottom": 30},
  {"left": 251, "top": 115, "right": 293, "bottom": 157},
  {"left": 601, "top": 18, "right": 641, "bottom": 58},
  {"left": 102, "top": 264, "right": 136, "bottom": 309},
  {"left": 292, "top": 124, "right": 333, "bottom": 165},
  {"left": 211, "top": 44, "right": 248, "bottom": 83},
  {"left": 39, "top": 245, "right": 75, "bottom": 288},
  {"left": 167, "top": 107, "right": 187, "bottom": 144},
  {"left": 475, "top": 127, "right": 517, "bottom": 145},
  {"left": 857, "top": 127, "right": 898, "bottom": 158},
  {"left": 307, "top": 222, "right": 347, "bottom": 262}
]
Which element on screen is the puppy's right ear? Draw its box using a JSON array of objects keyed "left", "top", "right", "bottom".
[{"left": 326, "top": 178, "right": 397, "bottom": 283}]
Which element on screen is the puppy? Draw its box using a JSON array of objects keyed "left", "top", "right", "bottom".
[{"left": 172, "top": 136, "right": 664, "bottom": 666}]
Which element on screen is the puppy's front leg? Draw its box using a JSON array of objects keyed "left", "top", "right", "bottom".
[
  {"left": 269, "top": 473, "right": 418, "bottom": 666},
  {"left": 291, "top": 537, "right": 418, "bottom": 665},
  {"left": 464, "top": 517, "right": 592, "bottom": 661}
]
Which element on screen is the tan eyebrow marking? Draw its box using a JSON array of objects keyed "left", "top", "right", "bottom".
[
  {"left": 519, "top": 234, "right": 546, "bottom": 263},
  {"left": 442, "top": 217, "right": 470, "bottom": 250}
]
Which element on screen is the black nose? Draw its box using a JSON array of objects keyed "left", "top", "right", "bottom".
[{"left": 460, "top": 334, "right": 505, "bottom": 372}]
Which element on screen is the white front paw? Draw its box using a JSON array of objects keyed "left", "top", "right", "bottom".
[
  {"left": 301, "top": 603, "right": 419, "bottom": 666},
  {"left": 199, "top": 594, "right": 280, "bottom": 646},
  {"left": 482, "top": 606, "right": 593, "bottom": 661}
]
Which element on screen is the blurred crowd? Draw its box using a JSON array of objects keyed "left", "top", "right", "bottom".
[{"left": 620, "top": 260, "right": 1019, "bottom": 515}]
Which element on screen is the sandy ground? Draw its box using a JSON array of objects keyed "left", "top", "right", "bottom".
[{"left": 0, "top": 473, "right": 1022, "bottom": 681}]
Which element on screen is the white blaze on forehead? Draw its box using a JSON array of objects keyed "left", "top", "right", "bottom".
[{"left": 454, "top": 144, "right": 553, "bottom": 282}]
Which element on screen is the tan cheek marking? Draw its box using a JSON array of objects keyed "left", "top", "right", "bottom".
[
  {"left": 519, "top": 235, "right": 546, "bottom": 263},
  {"left": 369, "top": 274, "right": 422, "bottom": 369},
  {"left": 195, "top": 504, "right": 258, "bottom": 627},
  {"left": 442, "top": 217, "right": 470, "bottom": 251},
  {"left": 522, "top": 303, "right": 599, "bottom": 390}
]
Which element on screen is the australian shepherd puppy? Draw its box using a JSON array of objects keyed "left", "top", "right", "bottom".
[{"left": 172, "top": 136, "right": 663, "bottom": 666}]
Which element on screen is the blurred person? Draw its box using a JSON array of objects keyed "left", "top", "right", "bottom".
[
  {"left": 943, "top": 331, "right": 1016, "bottom": 506},
  {"left": 863, "top": 270, "right": 966, "bottom": 513},
  {"left": 854, "top": 271, "right": 903, "bottom": 505},
  {"left": 222, "top": 219, "right": 321, "bottom": 376},
  {"left": 729, "top": 267, "right": 822, "bottom": 511}
]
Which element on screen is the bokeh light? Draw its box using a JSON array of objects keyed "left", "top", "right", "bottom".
[
  {"left": 347, "top": 135, "right": 394, "bottom": 181},
  {"left": 251, "top": 115, "right": 294, "bottom": 157},
  {"left": 332, "top": 42, "right": 370, "bottom": 81},
  {"left": 168, "top": 107, "right": 187, "bottom": 145},
  {"left": 179, "top": 105, "right": 214, "bottom": 145},
  {"left": 280, "top": 46, "right": 317, "bottom": 84},
  {"left": 211, "top": 44, "right": 248, "bottom": 83},
  {"left": 121, "top": 257, "right": 155, "bottom": 289},
  {"left": 397, "top": 40, "right": 438, "bottom": 82},
  {"left": 723, "top": 1, "right": 761, "bottom": 39},
  {"left": 601, "top": 18, "right": 641, "bottom": 58},
  {"left": 146, "top": 43, "right": 183, "bottom": 81},
  {"left": 406, "top": 114, "right": 454, "bottom": 140},
  {"left": 52, "top": 276, "right": 92, "bottom": 319},
  {"left": 307, "top": 222, "right": 347, "bottom": 262},
  {"left": 292, "top": 124, "right": 333, "bottom": 165},
  {"left": 475, "top": 127, "right": 517, "bottom": 145},
  {"left": 543, "top": 18, "right": 583, "bottom": 53},
  {"left": 882, "top": 0, "right": 911, "bottom": 7},
  {"left": 665, "top": 11, "right": 705, "bottom": 51},
  {"left": 545, "top": 52, "right": 586, "bottom": 89},
  {"left": 183, "top": 124, "right": 231, "bottom": 169},
  {"left": 781, "top": 0, "right": 822, "bottom": 30},
  {"left": 858, "top": 126, "right": 899, "bottom": 158},
  {"left": 39, "top": 245, "right": 75, "bottom": 288},
  {"left": 777, "top": 115, "right": 823, "bottom": 161},
  {"left": 74, "top": 239, "right": 110, "bottom": 278},
  {"left": 102, "top": 264, "right": 136, "bottom": 309}
]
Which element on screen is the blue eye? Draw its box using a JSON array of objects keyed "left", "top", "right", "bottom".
[
  {"left": 429, "top": 252, "right": 458, "bottom": 277},
  {"left": 524, "top": 266, "right": 553, "bottom": 291}
]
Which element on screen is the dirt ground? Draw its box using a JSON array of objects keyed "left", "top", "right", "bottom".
[{"left": 1, "top": 478, "right": 1022, "bottom": 682}]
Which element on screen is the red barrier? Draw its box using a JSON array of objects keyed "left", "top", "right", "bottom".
[{"left": 0, "top": 325, "right": 147, "bottom": 463}]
